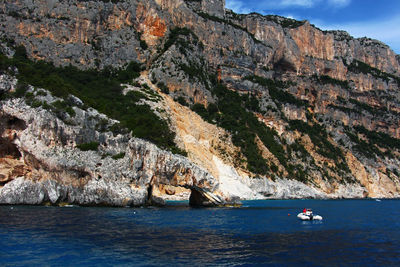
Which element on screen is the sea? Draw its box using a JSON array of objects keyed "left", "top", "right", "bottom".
[{"left": 1, "top": 199, "right": 399, "bottom": 266}]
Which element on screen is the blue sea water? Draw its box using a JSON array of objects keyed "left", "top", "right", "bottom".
[{"left": 1, "top": 199, "right": 400, "bottom": 266}]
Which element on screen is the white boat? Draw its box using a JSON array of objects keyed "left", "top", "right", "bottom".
[{"left": 297, "top": 209, "right": 323, "bottom": 221}]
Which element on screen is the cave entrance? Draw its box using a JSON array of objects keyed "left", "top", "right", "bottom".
[
  {"left": 0, "top": 115, "right": 26, "bottom": 159},
  {"left": 149, "top": 183, "right": 223, "bottom": 207}
]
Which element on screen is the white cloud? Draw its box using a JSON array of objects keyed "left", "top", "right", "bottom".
[
  {"left": 284, "top": 14, "right": 297, "bottom": 20},
  {"left": 225, "top": 0, "right": 351, "bottom": 13},
  {"left": 225, "top": 0, "right": 251, "bottom": 14},
  {"left": 328, "top": 0, "right": 351, "bottom": 8},
  {"left": 225, "top": 0, "right": 399, "bottom": 53},
  {"left": 226, "top": 0, "right": 319, "bottom": 14},
  {"left": 281, "top": 0, "right": 316, "bottom": 8},
  {"left": 255, "top": 0, "right": 318, "bottom": 9}
]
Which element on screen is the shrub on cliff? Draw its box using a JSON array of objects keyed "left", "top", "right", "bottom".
[
  {"left": 77, "top": 142, "right": 99, "bottom": 151},
  {"left": 13, "top": 81, "right": 29, "bottom": 97},
  {"left": 312, "top": 74, "right": 350, "bottom": 90},
  {"left": 244, "top": 75, "right": 306, "bottom": 107},
  {"left": 111, "top": 152, "right": 125, "bottom": 160},
  {"left": 0, "top": 46, "right": 184, "bottom": 155},
  {"left": 192, "top": 82, "right": 286, "bottom": 175},
  {"left": 348, "top": 60, "right": 400, "bottom": 86}
]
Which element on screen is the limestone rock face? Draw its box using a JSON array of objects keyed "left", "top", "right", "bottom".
[
  {"left": 0, "top": 96, "right": 231, "bottom": 206},
  {"left": 1, "top": 0, "right": 400, "bottom": 202},
  {"left": 1, "top": 0, "right": 142, "bottom": 69},
  {"left": 2, "top": 0, "right": 399, "bottom": 77},
  {"left": 185, "top": 0, "right": 225, "bottom": 18}
]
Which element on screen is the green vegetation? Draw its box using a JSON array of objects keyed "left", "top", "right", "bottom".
[
  {"left": 231, "top": 11, "right": 305, "bottom": 29},
  {"left": 161, "top": 27, "right": 199, "bottom": 55},
  {"left": 0, "top": 46, "right": 185, "bottom": 155},
  {"left": 329, "top": 96, "right": 389, "bottom": 116},
  {"left": 192, "top": 82, "right": 286, "bottom": 175},
  {"left": 355, "top": 125, "right": 400, "bottom": 151},
  {"left": 140, "top": 40, "right": 148, "bottom": 50},
  {"left": 264, "top": 15, "right": 306, "bottom": 28},
  {"left": 156, "top": 27, "right": 209, "bottom": 88},
  {"left": 114, "top": 61, "right": 142, "bottom": 83},
  {"left": 157, "top": 81, "right": 169, "bottom": 94},
  {"left": 176, "top": 96, "right": 189, "bottom": 106},
  {"left": 190, "top": 75, "right": 334, "bottom": 179},
  {"left": 288, "top": 141, "right": 311, "bottom": 162},
  {"left": 111, "top": 152, "right": 126, "bottom": 160},
  {"left": 191, "top": 103, "right": 210, "bottom": 119},
  {"left": 288, "top": 120, "right": 347, "bottom": 166},
  {"left": 345, "top": 125, "right": 400, "bottom": 159},
  {"left": 140, "top": 83, "right": 162, "bottom": 102},
  {"left": 327, "top": 104, "right": 359, "bottom": 115},
  {"left": 312, "top": 74, "right": 350, "bottom": 90},
  {"left": 99, "top": 0, "right": 125, "bottom": 3},
  {"left": 155, "top": 27, "right": 211, "bottom": 89},
  {"left": 2, "top": 78, "right": 79, "bottom": 120},
  {"left": 13, "top": 81, "right": 29, "bottom": 97},
  {"left": 52, "top": 99, "right": 76, "bottom": 117},
  {"left": 244, "top": 75, "right": 306, "bottom": 107},
  {"left": 348, "top": 60, "right": 400, "bottom": 86},
  {"left": 349, "top": 98, "right": 386, "bottom": 115},
  {"left": 286, "top": 164, "right": 308, "bottom": 182},
  {"left": 345, "top": 130, "right": 380, "bottom": 159},
  {"left": 336, "top": 96, "right": 346, "bottom": 104},
  {"left": 178, "top": 61, "right": 209, "bottom": 85},
  {"left": 286, "top": 121, "right": 352, "bottom": 179},
  {"left": 77, "top": 142, "right": 100, "bottom": 151}
]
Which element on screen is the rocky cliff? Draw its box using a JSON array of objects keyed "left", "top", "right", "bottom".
[
  {"left": 0, "top": 82, "right": 233, "bottom": 206},
  {"left": 1, "top": 0, "right": 400, "bottom": 205}
]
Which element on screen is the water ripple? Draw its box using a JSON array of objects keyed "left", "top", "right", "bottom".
[{"left": 1, "top": 200, "right": 400, "bottom": 266}]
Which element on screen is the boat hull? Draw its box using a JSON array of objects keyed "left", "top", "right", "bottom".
[{"left": 297, "top": 213, "right": 323, "bottom": 220}]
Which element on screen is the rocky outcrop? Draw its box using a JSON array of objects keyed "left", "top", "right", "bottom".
[
  {"left": 0, "top": 88, "right": 233, "bottom": 206},
  {"left": 2, "top": 0, "right": 399, "bottom": 76},
  {"left": 1, "top": 0, "right": 400, "bottom": 203},
  {"left": 0, "top": 0, "right": 143, "bottom": 69},
  {"left": 185, "top": 0, "right": 225, "bottom": 18}
]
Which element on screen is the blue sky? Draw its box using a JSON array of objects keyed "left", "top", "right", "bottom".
[{"left": 226, "top": 0, "right": 400, "bottom": 54}]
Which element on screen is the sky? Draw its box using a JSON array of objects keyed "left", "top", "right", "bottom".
[{"left": 225, "top": 0, "right": 400, "bottom": 54}]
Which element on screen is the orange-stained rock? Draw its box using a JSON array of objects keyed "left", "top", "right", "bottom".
[
  {"left": 0, "top": 157, "right": 31, "bottom": 185},
  {"left": 136, "top": 3, "right": 167, "bottom": 46},
  {"left": 289, "top": 22, "right": 334, "bottom": 61},
  {"left": 148, "top": 17, "right": 167, "bottom": 37}
]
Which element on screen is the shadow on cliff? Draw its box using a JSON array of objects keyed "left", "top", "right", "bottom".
[{"left": 0, "top": 113, "right": 26, "bottom": 159}]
